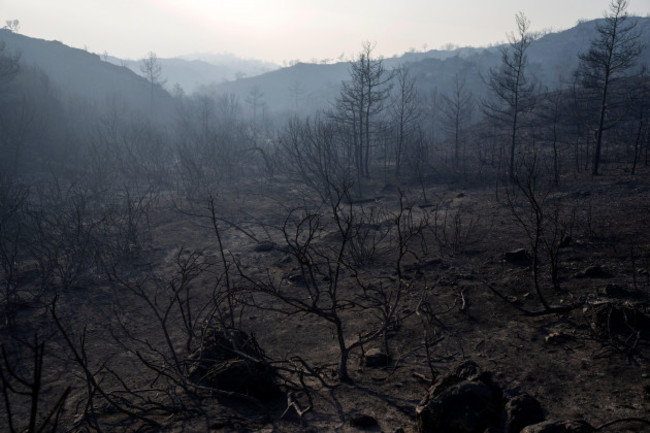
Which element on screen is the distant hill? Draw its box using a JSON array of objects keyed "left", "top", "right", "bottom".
[
  {"left": 0, "top": 29, "right": 174, "bottom": 119},
  {"left": 204, "top": 17, "right": 650, "bottom": 115},
  {"left": 1, "top": 16, "right": 649, "bottom": 119},
  {"left": 110, "top": 53, "right": 279, "bottom": 94},
  {"left": 408, "top": 17, "right": 650, "bottom": 95},
  {"left": 199, "top": 61, "right": 350, "bottom": 116}
]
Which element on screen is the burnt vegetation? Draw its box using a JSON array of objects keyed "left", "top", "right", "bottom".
[{"left": 2, "top": 3, "right": 650, "bottom": 432}]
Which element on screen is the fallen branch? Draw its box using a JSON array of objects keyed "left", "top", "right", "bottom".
[
  {"left": 595, "top": 417, "right": 650, "bottom": 431},
  {"left": 280, "top": 391, "right": 313, "bottom": 419},
  {"left": 485, "top": 282, "right": 576, "bottom": 317}
]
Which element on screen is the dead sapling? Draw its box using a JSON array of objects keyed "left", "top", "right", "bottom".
[
  {"left": 237, "top": 187, "right": 420, "bottom": 383},
  {"left": 501, "top": 157, "right": 575, "bottom": 316}
]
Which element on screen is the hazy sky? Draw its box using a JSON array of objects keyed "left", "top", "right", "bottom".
[{"left": 3, "top": 0, "right": 649, "bottom": 63}]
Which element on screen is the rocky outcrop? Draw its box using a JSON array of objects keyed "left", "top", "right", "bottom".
[
  {"left": 416, "top": 361, "right": 545, "bottom": 433},
  {"left": 186, "top": 328, "right": 280, "bottom": 400}
]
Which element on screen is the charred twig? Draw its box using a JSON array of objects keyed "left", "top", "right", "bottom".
[
  {"left": 459, "top": 289, "right": 467, "bottom": 312},
  {"left": 485, "top": 281, "right": 575, "bottom": 316},
  {"left": 280, "top": 391, "right": 313, "bottom": 419}
]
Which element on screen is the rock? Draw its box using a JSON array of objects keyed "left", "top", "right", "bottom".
[
  {"left": 544, "top": 332, "right": 574, "bottom": 345},
  {"left": 574, "top": 265, "right": 611, "bottom": 279},
  {"left": 349, "top": 413, "right": 378, "bottom": 429},
  {"left": 186, "top": 329, "right": 280, "bottom": 400},
  {"left": 505, "top": 393, "right": 545, "bottom": 433},
  {"left": 598, "top": 283, "right": 630, "bottom": 298},
  {"left": 521, "top": 420, "right": 594, "bottom": 433},
  {"left": 428, "top": 373, "right": 464, "bottom": 397},
  {"left": 505, "top": 249, "right": 531, "bottom": 265},
  {"left": 253, "top": 241, "right": 277, "bottom": 252},
  {"left": 363, "top": 348, "right": 390, "bottom": 367},
  {"left": 416, "top": 361, "right": 554, "bottom": 433},
  {"left": 426, "top": 360, "right": 484, "bottom": 399},
  {"left": 287, "top": 272, "right": 308, "bottom": 285},
  {"left": 417, "top": 373, "right": 503, "bottom": 433},
  {"left": 583, "top": 300, "right": 650, "bottom": 341},
  {"left": 583, "top": 265, "right": 611, "bottom": 278},
  {"left": 453, "top": 360, "right": 482, "bottom": 380}
]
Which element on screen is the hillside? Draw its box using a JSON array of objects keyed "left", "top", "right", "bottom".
[
  {"left": 201, "top": 61, "right": 350, "bottom": 115},
  {"left": 205, "top": 16, "right": 650, "bottom": 114},
  {"left": 2, "top": 17, "right": 649, "bottom": 118},
  {"left": 0, "top": 29, "right": 174, "bottom": 118}
]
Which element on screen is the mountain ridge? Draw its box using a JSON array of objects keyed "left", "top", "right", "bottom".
[
  {"left": 204, "top": 16, "right": 650, "bottom": 114},
  {"left": 2, "top": 16, "right": 649, "bottom": 116}
]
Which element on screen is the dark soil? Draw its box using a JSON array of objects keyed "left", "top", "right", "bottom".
[{"left": 2, "top": 167, "right": 650, "bottom": 432}]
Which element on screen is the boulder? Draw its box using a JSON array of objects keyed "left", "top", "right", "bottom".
[
  {"left": 253, "top": 241, "right": 277, "bottom": 252},
  {"left": 363, "top": 348, "right": 390, "bottom": 367},
  {"left": 453, "top": 360, "right": 482, "bottom": 380},
  {"left": 417, "top": 361, "right": 550, "bottom": 433},
  {"left": 505, "top": 393, "right": 545, "bottom": 433},
  {"left": 349, "top": 413, "right": 379, "bottom": 429},
  {"left": 426, "top": 360, "right": 483, "bottom": 399},
  {"left": 417, "top": 380, "right": 502, "bottom": 433},
  {"left": 417, "top": 364, "right": 503, "bottom": 433},
  {"left": 505, "top": 249, "right": 531, "bottom": 265},
  {"left": 573, "top": 265, "right": 611, "bottom": 279}
]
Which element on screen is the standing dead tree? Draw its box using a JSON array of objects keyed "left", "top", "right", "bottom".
[
  {"left": 389, "top": 65, "right": 422, "bottom": 178},
  {"left": 140, "top": 51, "right": 165, "bottom": 108},
  {"left": 627, "top": 69, "right": 650, "bottom": 175},
  {"left": 279, "top": 115, "right": 351, "bottom": 204},
  {"left": 576, "top": 0, "right": 643, "bottom": 176},
  {"left": 482, "top": 12, "right": 537, "bottom": 183},
  {"left": 333, "top": 42, "right": 393, "bottom": 183},
  {"left": 441, "top": 73, "right": 474, "bottom": 172}
]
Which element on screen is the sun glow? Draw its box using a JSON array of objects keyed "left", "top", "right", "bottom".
[{"left": 4, "top": 0, "right": 649, "bottom": 63}]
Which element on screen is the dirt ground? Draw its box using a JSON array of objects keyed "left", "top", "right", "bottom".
[{"left": 2, "top": 165, "right": 650, "bottom": 433}]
